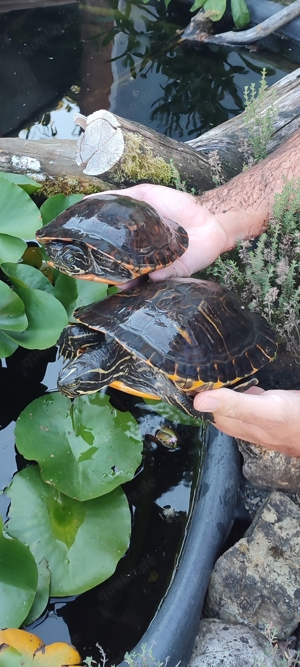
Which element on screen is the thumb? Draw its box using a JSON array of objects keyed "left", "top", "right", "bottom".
[{"left": 193, "top": 387, "right": 259, "bottom": 421}]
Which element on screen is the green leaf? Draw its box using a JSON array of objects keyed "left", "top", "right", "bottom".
[
  {"left": 190, "top": 0, "right": 206, "bottom": 12},
  {"left": 144, "top": 398, "right": 203, "bottom": 426},
  {"left": 40, "top": 194, "right": 84, "bottom": 226},
  {"left": 54, "top": 273, "right": 78, "bottom": 317},
  {"left": 4, "top": 288, "right": 68, "bottom": 349},
  {"left": 15, "top": 392, "right": 143, "bottom": 500},
  {"left": 73, "top": 278, "right": 109, "bottom": 310},
  {"left": 0, "top": 281, "right": 28, "bottom": 331},
  {"left": 23, "top": 559, "right": 50, "bottom": 626},
  {"left": 0, "top": 180, "right": 41, "bottom": 238},
  {"left": 5, "top": 466, "right": 131, "bottom": 596},
  {"left": 230, "top": 0, "right": 250, "bottom": 28},
  {"left": 0, "top": 516, "right": 38, "bottom": 629},
  {"left": 0, "top": 172, "right": 41, "bottom": 194},
  {"left": 0, "top": 645, "right": 27, "bottom": 667},
  {"left": 0, "top": 331, "right": 18, "bottom": 359},
  {"left": 203, "top": 0, "right": 226, "bottom": 21},
  {"left": 1, "top": 263, "right": 55, "bottom": 295},
  {"left": 0, "top": 235, "right": 27, "bottom": 265}
]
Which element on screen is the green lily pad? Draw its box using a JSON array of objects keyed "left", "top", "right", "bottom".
[
  {"left": 0, "top": 516, "right": 38, "bottom": 629},
  {"left": 0, "top": 235, "right": 27, "bottom": 265},
  {"left": 40, "top": 194, "right": 84, "bottom": 226},
  {"left": 54, "top": 274, "right": 109, "bottom": 318},
  {"left": 0, "top": 173, "right": 41, "bottom": 194},
  {"left": 5, "top": 465, "right": 131, "bottom": 596},
  {"left": 23, "top": 559, "right": 50, "bottom": 626},
  {"left": 1, "top": 263, "right": 55, "bottom": 295},
  {"left": 4, "top": 287, "right": 68, "bottom": 349},
  {"left": 0, "top": 281, "right": 28, "bottom": 331},
  {"left": 15, "top": 392, "right": 143, "bottom": 500},
  {"left": 0, "top": 180, "right": 41, "bottom": 238},
  {"left": 144, "top": 399, "right": 203, "bottom": 426},
  {"left": 0, "top": 331, "right": 18, "bottom": 359}
]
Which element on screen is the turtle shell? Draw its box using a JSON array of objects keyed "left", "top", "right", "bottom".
[
  {"left": 74, "top": 278, "right": 277, "bottom": 389},
  {"left": 36, "top": 194, "right": 188, "bottom": 284}
]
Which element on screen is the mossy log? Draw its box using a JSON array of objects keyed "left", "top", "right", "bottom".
[{"left": 0, "top": 68, "right": 299, "bottom": 195}]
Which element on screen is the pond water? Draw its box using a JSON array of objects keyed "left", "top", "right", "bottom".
[
  {"left": 0, "top": 1, "right": 299, "bottom": 664},
  {"left": 1, "top": 1, "right": 299, "bottom": 141}
]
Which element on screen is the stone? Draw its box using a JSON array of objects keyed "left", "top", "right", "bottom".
[
  {"left": 205, "top": 491, "right": 300, "bottom": 639},
  {"left": 237, "top": 439, "right": 300, "bottom": 492},
  {"left": 189, "top": 619, "right": 281, "bottom": 667}
]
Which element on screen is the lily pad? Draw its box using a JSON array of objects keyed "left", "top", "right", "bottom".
[
  {"left": 0, "top": 331, "right": 18, "bottom": 359},
  {"left": 144, "top": 398, "right": 203, "bottom": 426},
  {"left": 0, "top": 173, "right": 41, "bottom": 194},
  {"left": 0, "top": 517, "right": 38, "bottom": 629},
  {"left": 23, "top": 559, "right": 51, "bottom": 626},
  {"left": 0, "top": 235, "right": 27, "bottom": 265},
  {"left": 15, "top": 392, "right": 143, "bottom": 500},
  {"left": 5, "top": 465, "right": 131, "bottom": 596},
  {"left": 0, "top": 629, "right": 81, "bottom": 666},
  {"left": 40, "top": 194, "right": 84, "bottom": 226},
  {"left": 1, "top": 263, "right": 55, "bottom": 295},
  {"left": 4, "top": 287, "right": 68, "bottom": 349},
  {"left": 54, "top": 274, "right": 108, "bottom": 318},
  {"left": 0, "top": 281, "right": 27, "bottom": 332},
  {"left": 0, "top": 180, "right": 41, "bottom": 238}
]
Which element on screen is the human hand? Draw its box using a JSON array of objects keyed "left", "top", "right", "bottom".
[
  {"left": 193, "top": 386, "right": 300, "bottom": 457},
  {"left": 91, "top": 184, "right": 228, "bottom": 279}
]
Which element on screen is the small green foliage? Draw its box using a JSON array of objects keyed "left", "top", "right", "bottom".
[
  {"left": 243, "top": 68, "right": 277, "bottom": 165},
  {"left": 202, "top": 178, "right": 300, "bottom": 356},
  {"left": 189, "top": 0, "right": 250, "bottom": 28}
]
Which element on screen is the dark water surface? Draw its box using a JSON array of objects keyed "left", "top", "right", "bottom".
[
  {"left": 0, "top": 1, "right": 298, "bottom": 142},
  {"left": 0, "top": 1, "right": 299, "bottom": 663}
]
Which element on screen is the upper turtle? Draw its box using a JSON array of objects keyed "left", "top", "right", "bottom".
[{"left": 36, "top": 194, "right": 188, "bottom": 284}]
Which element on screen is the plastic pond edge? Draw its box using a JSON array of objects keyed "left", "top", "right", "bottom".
[{"left": 118, "top": 424, "right": 241, "bottom": 667}]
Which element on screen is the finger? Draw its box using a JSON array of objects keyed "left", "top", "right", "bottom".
[
  {"left": 150, "top": 258, "right": 190, "bottom": 281},
  {"left": 244, "top": 386, "right": 265, "bottom": 395},
  {"left": 193, "top": 387, "right": 270, "bottom": 424}
]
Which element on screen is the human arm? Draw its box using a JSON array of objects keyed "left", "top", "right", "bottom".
[{"left": 113, "top": 127, "right": 300, "bottom": 279}]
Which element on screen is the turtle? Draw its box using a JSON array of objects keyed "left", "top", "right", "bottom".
[
  {"left": 36, "top": 194, "right": 188, "bottom": 284},
  {"left": 57, "top": 278, "right": 277, "bottom": 418}
]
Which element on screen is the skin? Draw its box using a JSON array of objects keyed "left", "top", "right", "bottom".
[{"left": 87, "top": 128, "right": 300, "bottom": 457}]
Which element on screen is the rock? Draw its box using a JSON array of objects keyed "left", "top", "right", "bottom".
[
  {"left": 205, "top": 491, "right": 300, "bottom": 639},
  {"left": 237, "top": 439, "right": 300, "bottom": 492},
  {"left": 189, "top": 619, "right": 281, "bottom": 667}
]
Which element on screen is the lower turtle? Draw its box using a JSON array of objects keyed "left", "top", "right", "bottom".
[
  {"left": 57, "top": 279, "right": 277, "bottom": 418},
  {"left": 36, "top": 194, "right": 188, "bottom": 284}
]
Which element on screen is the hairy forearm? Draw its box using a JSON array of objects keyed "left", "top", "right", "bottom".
[{"left": 197, "top": 127, "right": 300, "bottom": 252}]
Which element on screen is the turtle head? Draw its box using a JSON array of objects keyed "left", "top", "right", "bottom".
[
  {"left": 44, "top": 240, "right": 93, "bottom": 276},
  {"left": 57, "top": 346, "right": 108, "bottom": 398}
]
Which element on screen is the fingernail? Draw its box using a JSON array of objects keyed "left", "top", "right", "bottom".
[{"left": 194, "top": 396, "right": 220, "bottom": 412}]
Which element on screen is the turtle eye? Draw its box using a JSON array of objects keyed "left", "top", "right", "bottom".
[{"left": 47, "top": 242, "right": 92, "bottom": 274}]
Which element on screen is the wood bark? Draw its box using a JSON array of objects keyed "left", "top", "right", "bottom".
[
  {"left": 181, "top": 0, "right": 300, "bottom": 46},
  {"left": 0, "top": 68, "right": 299, "bottom": 195},
  {"left": 0, "top": 0, "right": 78, "bottom": 11}
]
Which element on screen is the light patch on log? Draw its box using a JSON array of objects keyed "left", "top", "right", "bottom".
[
  {"left": 11, "top": 155, "right": 41, "bottom": 171},
  {"left": 74, "top": 109, "right": 125, "bottom": 175},
  {"left": 27, "top": 173, "right": 46, "bottom": 182}
]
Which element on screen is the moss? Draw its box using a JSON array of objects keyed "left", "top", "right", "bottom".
[
  {"left": 111, "top": 132, "right": 182, "bottom": 187},
  {"left": 35, "top": 174, "right": 110, "bottom": 200}
]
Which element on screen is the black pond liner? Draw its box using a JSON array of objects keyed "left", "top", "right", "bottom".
[{"left": 118, "top": 425, "right": 241, "bottom": 667}]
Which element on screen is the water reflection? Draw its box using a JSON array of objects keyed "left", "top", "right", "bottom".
[{"left": 0, "top": 0, "right": 296, "bottom": 142}]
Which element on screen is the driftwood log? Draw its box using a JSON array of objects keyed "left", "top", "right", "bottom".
[
  {"left": 0, "top": 68, "right": 299, "bottom": 196},
  {"left": 0, "top": 0, "right": 78, "bottom": 11},
  {"left": 181, "top": 0, "right": 300, "bottom": 46}
]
